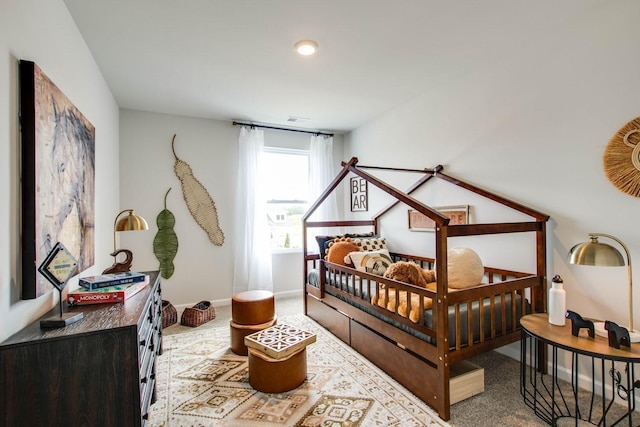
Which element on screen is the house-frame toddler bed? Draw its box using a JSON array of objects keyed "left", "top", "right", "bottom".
[{"left": 302, "top": 157, "right": 549, "bottom": 421}]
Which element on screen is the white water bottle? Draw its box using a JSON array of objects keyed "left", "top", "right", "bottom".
[{"left": 548, "top": 274, "right": 566, "bottom": 326}]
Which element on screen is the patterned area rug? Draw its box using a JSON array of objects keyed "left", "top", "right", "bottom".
[{"left": 148, "top": 314, "right": 450, "bottom": 426}]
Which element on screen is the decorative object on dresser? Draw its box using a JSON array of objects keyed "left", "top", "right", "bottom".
[
  {"left": 37, "top": 242, "right": 83, "bottom": 328},
  {"left": 153, "top": 188, "right": 179, "bottom": 279},
  {"left": 79, "top": 271, "right": 147, "bottom": 290},
  {"left": 603, "top": 116, "right": 640, "bottom": 197},
  {"left": 19, "top": 59, "right": 96, "bottom": 300},
  {"left": 568, "top": 232, "right": 640, "bottom": 342},
  {"left": 0, "top": 271, "right": 162, "bottom": 427},
  {"left": 103, "top": 209, "right": 149, "bottom": 274},
  {"left": 67, "top": 275, "right": 150, "bottom": 306},
  {"left": 180, "top": 300, "right": 216, "bottom": 327}
]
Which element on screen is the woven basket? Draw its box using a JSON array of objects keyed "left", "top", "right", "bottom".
[
  {"left": 180, "top": 300, "right": 216, "bottom": 327},
  {"left": 162, "top": 300, "right": 178, "bottom": 329}
]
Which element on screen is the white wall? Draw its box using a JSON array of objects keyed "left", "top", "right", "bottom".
[
  {"left": 119, "top": 110, "right": 343, "bottom": 307},
  {"left": 345, "top": 0, "right": 640, "bottom": 386},
  {"left": 0, "top": 0, "right": 120, "bottom": 342}
]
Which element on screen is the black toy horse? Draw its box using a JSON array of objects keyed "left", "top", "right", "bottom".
[
  {"left": 566, "top": 310, "right": 595, "bottom": 338},
  {"left": 604, "top": 320, "right": 631, "bottom": 349}
]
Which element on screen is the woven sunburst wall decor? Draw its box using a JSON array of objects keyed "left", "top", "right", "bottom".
[
  {"left": 171, "top": 134, "right": 225, "bottom": 245},
  {"left": 603, "top": 116, "right": 640, "bottom": 197}
]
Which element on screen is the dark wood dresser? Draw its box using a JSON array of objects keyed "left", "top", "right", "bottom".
[{"left": 0, "top": 271, "right": 162, "bottom": 427}]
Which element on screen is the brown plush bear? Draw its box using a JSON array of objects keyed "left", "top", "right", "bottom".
[
  {"left": 371, "top": 261, "right": 436, "bottom": 323},
  {"left": 383, "top": 261, "right": 435, "bottom": 287}
]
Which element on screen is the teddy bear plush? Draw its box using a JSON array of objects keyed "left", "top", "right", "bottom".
[
  {"left": 383, "top": 261, "right": 435, "bottom": 287},
  {"left": 371, "top": 261, "right": 436, "bottom": 323}
]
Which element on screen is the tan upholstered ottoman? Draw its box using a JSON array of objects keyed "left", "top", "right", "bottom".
[
  {"left": 230, "top": 290, "right": 276, "bottom": 355},
  {"left": 230, "top": 318, "right": 277, "bottom": 356},
  {"left": 244, "top": 324, "right": 316, "bottom": 393}
]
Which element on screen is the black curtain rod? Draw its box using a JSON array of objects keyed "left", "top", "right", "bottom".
[{"left": 232, "top": 121, "right": 334, "bottom": 137}]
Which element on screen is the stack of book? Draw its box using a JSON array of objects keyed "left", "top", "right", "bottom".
[{"left": 67, "top": 272, "right": 149, "bottom": 306}]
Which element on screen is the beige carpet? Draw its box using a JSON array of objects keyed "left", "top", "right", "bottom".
[
  {"left": 149, "top": 313, "right": 449, "bottom": 426},
  {"left": 156, "top": 297, "right": 640, "bottom": 426}
]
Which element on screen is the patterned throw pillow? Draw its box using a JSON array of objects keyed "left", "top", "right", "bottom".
[
  {"left": 352, "top": 237, "right": 387, "bottom": 252},
  {"left": 346, "top": 249, "right": 392, "bottom": 276}
]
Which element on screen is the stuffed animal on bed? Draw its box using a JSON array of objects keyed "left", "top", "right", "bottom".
[
  {"left": 384, "top": 261, "right": 435, "bottom": 287},
  {"left": 371, "top": 261, "right": 436, "bottom": 323},
  {"left": 371, "top": 248, "right": 485, "bottom": 323}
]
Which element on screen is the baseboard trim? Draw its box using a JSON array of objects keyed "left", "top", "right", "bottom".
[{"left": 172, "top": 290, "right": 302, "bottom": 312}]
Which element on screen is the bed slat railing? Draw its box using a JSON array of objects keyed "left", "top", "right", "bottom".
[{"left": 307, "top": 256, "right": 540, "bottom": 353}]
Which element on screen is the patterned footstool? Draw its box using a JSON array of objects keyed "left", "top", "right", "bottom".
[{"left": 244, "top": 324, "right": 316, "bottom": 393}]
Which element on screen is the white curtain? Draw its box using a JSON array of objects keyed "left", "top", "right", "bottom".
[
  {"left": 308, "top": 134, "right": 338, "bottom": 251},
  {"left": 233, "top": 127, "right": 273, "bottom": 293}
]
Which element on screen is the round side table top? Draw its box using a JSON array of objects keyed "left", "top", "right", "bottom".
[{"left": 520, "top": 313, "right": 640, "bottom": 362}]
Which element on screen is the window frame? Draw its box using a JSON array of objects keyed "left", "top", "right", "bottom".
[{"left": 263, "top": 146, "right": 310, "bottom": 253}]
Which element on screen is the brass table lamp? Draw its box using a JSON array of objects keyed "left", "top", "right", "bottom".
[
  {"left": 568, "top": 233, "right": 640, "bottom": 342},
  {"left": 102, "top": 209, "right": 149, "bottom": 274}
]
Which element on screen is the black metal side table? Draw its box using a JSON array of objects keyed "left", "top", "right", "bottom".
[{"left": 520, "top": 313, "right": 640, "bottom": 426}]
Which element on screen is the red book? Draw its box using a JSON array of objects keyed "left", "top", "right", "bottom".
[{"left": 67, "top": 275, "right": 150, "bottom": 306}]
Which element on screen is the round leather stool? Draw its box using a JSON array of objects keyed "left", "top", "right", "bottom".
[
  {"left": 247, "top": 347, "right": 307, "bottom": 393},
  {"left": 230, "top": 290, "right": 276, "bottom": 355},
  {"left": 230, "top": 317, "right": 277, "bottom": 356}
]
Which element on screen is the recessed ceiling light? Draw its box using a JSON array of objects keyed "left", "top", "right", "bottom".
[{"left": 295, "top": 40, "right": 318, "bottom": 56}]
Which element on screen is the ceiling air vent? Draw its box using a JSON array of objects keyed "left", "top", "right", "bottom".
[{"left": 286, "top": 116, "right": 310, "bottom": 123}]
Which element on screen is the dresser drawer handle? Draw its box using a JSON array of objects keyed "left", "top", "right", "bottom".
[
  {"left": 139, "top": 339, "right": 146, "bottom": 346},
  {"left": 141, "top": 376, "right": 148, "bottom": 384}
]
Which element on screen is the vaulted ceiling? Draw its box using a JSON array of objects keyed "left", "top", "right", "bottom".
[{"left": 63, "top": 0, "right": 601, "bottom": 133}]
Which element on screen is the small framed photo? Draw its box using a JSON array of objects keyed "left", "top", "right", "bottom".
[
  {"left": 408, "top": 205, "right": 469, "bottom": 231},
  {"left": 350, "top": 176, "right": 368, "bottom": 212}
]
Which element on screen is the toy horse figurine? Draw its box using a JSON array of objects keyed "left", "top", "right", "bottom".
[
  {"left": 102, "top": 249, "right": 134, "bottom": 274},
  {"left": 566, "top": 310, "right": 595, "bottom": 338},
  {"left": 604, "top": 320, "right": 631, "bottom": 349}
]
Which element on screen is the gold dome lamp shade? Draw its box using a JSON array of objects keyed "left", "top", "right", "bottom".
[
  {"left": 102, "top": 209, "right": 149, "bottom": 274},
  {"left": 568, "top": 233, "right": 640, "bottom": 342}
]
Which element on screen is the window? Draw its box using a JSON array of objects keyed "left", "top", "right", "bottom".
[{"left": 263, "top": 148, "right": 309, "bottom": 250}]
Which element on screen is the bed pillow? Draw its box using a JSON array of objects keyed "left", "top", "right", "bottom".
[
  {"left": 315, "top": 232, "right": 376, "bottom": 255},
  {"left": 346, "top": 248, "right": 392, "bottom": 276},
  {"left": 352, "top": 237, "right": 387, "bottom": 252},
  {"left": 447, "top": 247, "right": 484, "bottom": 289},
  {"left": 325, "top": 238, "right": 360, "bottom": 266},
  {"left": 315, "top": 234, "right": 344, "bottom": 255}
]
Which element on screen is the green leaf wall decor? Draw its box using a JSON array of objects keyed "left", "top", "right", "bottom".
[
  {"left": 153, "top": 188, "right": 179, "bottom": 279},
  {"left": 171, "top": 134, "right": 225, "bottom": 246}
]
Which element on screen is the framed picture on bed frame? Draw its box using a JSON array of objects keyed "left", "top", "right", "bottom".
[{"left": 408, "top": 205, "right": 469, "bottom": 231}]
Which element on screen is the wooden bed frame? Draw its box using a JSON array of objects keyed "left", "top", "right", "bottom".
[{"left": 302, "top": 158, "right": 549, "bottom": 421}]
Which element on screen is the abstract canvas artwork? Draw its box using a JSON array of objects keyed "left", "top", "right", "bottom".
[{"left": 19, "top": 60, "right": 95, "bottom": 299}]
